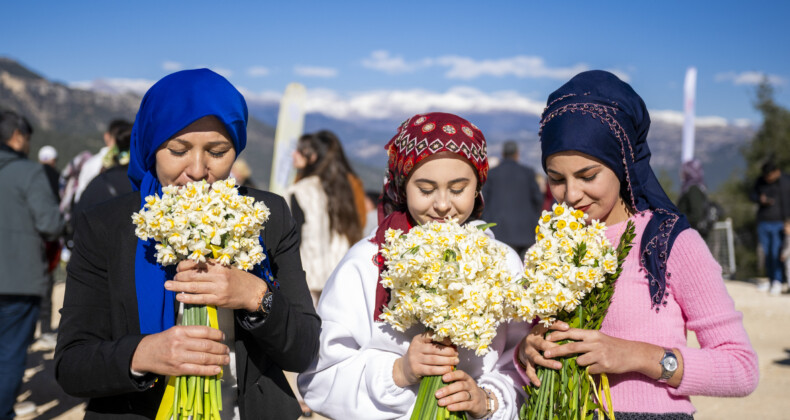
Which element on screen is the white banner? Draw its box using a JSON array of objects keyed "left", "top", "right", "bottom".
[
  {"left": 681, "top": 67, "right": 697, "bottom": 163},
  {"left": 268, "top": 83, "right": 307, "bottom": 195}
]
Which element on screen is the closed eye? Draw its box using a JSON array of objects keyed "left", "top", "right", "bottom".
[{"left": 209, "top": 149, "right": 231, "bottom": 158}]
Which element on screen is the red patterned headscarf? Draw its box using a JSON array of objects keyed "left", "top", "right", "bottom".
[{"left": 372, "top": 112, "right": 489, "bottom": 320}]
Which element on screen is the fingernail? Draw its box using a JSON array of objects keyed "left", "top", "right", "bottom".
[
  {"left": 454, "top": 358, "right": 460, "bottom": 364},
  {"left": 163, "top": 282, "right": 171, "bottom": 289},
  {"left": 544, "top": 351, "right": 551, "bottom": 358}
]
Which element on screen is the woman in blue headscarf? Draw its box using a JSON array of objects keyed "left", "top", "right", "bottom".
[
  {"left": 55, "top": 69, "right": 319, "bottom": 420},
  {"left": 515, "top": 71, "right": 757, "bottom": 418}
]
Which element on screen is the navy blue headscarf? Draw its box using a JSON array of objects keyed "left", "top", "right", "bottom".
[
  {"left": 539, "top": 70, "right": 690, "bottom": 311},
  {"left": 128, "top": 69, "right": 251, "bottom": 334}
]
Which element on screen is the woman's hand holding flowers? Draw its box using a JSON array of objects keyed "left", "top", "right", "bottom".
[
  {"left": 131, "top": 326, "right": 229, "bottom": 377},
  {"left": 393, "top": 332, "right": 491, "bottom": 417},
  {"left": 393, "top": 332, "right": 458, "bottom": 387},
  {"left": 541, "top": 329, "right": 683, "bottom": 385},
  {"left": 166, "top": 259, "right": 268, "bottom": 313},
  {"left": 517, "top": 320, "right": 569, "bottom": 386},
  {"left": 520, "top": 322, "right": 683, "bottom": 386},
  {"left": 435, "top": 369, "right": 491, "bottom": 418}
]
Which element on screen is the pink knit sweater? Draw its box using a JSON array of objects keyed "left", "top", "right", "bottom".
[{"left": 517, "top": 211, "right": 759, "bottom": 413}]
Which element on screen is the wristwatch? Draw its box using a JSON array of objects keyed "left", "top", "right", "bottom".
[
  {"left": 658, "top": 348, "right": 679, "bottom": 382},
  {"left": 250, "top": 290, "right": 274, "bottom": 321}
]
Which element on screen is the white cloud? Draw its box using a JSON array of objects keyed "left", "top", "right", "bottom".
[
  {"left": 243, "top": 86, "right": 740, "bottom": 126},
  {"left": 715, "top": 71, "right": 786, "bottom": 86},
  {"left": 361, "top": 50, "right": 614, "bottom": 81},
  {"left": 733, "top": 118, "right": 756, "bottom": 128},
  {"left": 433, "top": 55, "right": 589, "bottom": 80},
  {"left": 605, "top": 69, "right": 631, "bottom": 83},
  {"left": 237, "top": 88, "right": 283, "bottom": 103},
  {"left": 294, "top": 66, "right": 338, "bottom": 78},
  {"left": 210, "top": 67, "right": 233, "bottom": 78},
  {"left": 292, "top": 86, "right": 546, "bottom": 120},
  {"left": 247, "top": 66, "right": 270, "bottom": 77},
  {"left": 69, "top": 78, "right": 154, "bottom": 95},
  {"left": 361, "top": 50, "right": 421, "bottom": 74},
  {"left": 650, "top": 109, "right": 729, "bottom": 128},
  {"left": 162, "top": 61, "right": 183, "bottom": 72}
]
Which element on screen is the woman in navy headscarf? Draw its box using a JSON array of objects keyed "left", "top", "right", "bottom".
[
  {"left": 515, "top": 71, "right": 757, "bottom": 418},
  {"left": 55, "top": 69, "right": 319, "bottom": 420}
]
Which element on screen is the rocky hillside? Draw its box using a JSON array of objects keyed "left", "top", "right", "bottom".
[{"left": 0, "top": 58, "right": 275, "bottom": 186}]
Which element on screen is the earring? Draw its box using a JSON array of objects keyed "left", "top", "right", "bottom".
[{"left": 475, "top": 190, "right": 480, "bottom": 197}]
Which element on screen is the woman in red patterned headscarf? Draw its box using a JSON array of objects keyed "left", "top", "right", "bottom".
[{"left": 298, "top": 112, "right": 526, "bottom": 419}]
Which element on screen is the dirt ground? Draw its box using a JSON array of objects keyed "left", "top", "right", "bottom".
[
  {"left": 689, "top": 280, "right": 790, "bottom": 420},
  {"left": 18, "top": 277, "right": 790, "bottom": 419}
]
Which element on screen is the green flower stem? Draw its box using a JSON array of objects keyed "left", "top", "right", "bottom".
[
  {"left": 167, "top": 303, "right": 221, "bottom": 419},
  {"left": 410, "top": 374, "right": 467, "bottom": 420}
]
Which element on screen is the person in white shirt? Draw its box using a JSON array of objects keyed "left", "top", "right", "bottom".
[{"left": 298, "top": 112, "right": 526, "bottom": 419}]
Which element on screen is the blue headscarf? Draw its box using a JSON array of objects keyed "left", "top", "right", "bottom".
[
  {"left": 539, "top": 70, "right": 690, "bottom": 311},
  {"left": 128, "top": 69, "right": 262, "bottom": 334}
]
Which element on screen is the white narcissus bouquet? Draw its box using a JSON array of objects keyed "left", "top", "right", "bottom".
[
  {"left": 379, "top": 219, "right": 533, "bottom": 420},
  {"left": 132, "top": 177, "right": 270, "bottom": 420},
  {"left": 520, "top": 203, "right": 635, "bottom": 420}
]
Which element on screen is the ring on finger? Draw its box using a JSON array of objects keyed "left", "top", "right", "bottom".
[{"left": 466, "top": 390, "right": 472, "bottom": 401}]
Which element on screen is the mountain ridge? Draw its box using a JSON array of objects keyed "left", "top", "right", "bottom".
[{"left": 1, "top": 58, "right": 754, "bottom": 193}]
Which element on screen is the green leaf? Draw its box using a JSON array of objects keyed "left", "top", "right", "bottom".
[{"left": 476, "top": 222, "right": 497, "bottom": 231}]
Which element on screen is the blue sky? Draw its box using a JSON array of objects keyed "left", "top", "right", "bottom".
[{"left": 2, "top": 0, "right": 789, "bottom": 124}]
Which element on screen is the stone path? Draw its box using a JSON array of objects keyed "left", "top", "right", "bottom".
[{"left": 17, "top": 279, "right": 789, "bottom": 419}]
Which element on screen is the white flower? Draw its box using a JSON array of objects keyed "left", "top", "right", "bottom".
[
  {"left": 521, "top": 203, "right": 619, "bottom": 325},
  {"left": 131, "top": 177, "right": 269, "bottom": 272},
  {"left": 380, "top": 218, "right": 531, "bottom": 355}
]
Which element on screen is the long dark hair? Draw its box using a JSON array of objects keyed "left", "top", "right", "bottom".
[{"left": 296, "top": 130, "right": 362, "bottom": 244}]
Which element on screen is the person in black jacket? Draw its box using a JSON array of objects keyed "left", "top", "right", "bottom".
[
  {"left": 481, "top": 140, "right": 544, "bottom": 257},
  {"left": 750, "top": 159, "right": 790, "bottom": 295},
  {"left": 677, "top": 158, "right": 711, "bottom": 238},
  {"left": 71, "top": 123, "right": 134, "bottom": 231},
  {"left": 54, "top": 69, "right": 320, "bottom": 419}
]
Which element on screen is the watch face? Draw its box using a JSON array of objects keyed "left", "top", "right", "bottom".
[{"left": 663, "top": 356, "right": 678, "bottom": 372}]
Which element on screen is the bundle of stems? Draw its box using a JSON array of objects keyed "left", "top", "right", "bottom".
[
  {"left": 158, "top": 304, "right": 223, "bottom": 420},
  {"left": 410, "top": 372, "right": 466, "bottom": 420},
  {"left": 521, "top": 221, "right": 635, "bottom": 420}
]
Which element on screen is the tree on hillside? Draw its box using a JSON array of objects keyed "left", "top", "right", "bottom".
[{"left": 744, "top": 80, "right": 790, "bottom": 177}]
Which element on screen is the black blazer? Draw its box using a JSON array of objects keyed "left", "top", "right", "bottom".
[{"left": 55, "top": 187, "right": 320, "bottom": 419}]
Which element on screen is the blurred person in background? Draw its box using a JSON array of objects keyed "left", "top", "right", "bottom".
[
  {"left": 58, "top": 150, "right": 92, "bottom": 256},
  {"left": 37, "top": 145, "right": 60, "bottom": 198},
  {"left": 71, "top": 123, "right": 133, "bottom": 227},
  {"left": 481, "top": 140, "right": 543, "bottom": 257},
  {"left": 362, "top": 190, "right": 381, "bottom": 236},
  {"left": 74, "top": 118, "right": 132, "bottom": 203},
  {"left": 286, "top": 130, "right": 363, "bottom": 306},
  {"left": 0, "top": 110, "right": 65, "bottom": 419},
  {"left": 231, "top": 158, "right": 256, "bottom": 188},
  {"left": 33, "top": 145, "right": 64, "bottom": 351},
  {"left": 676, "top": 158, "right": 718, "bottom": 239},
  {"left": 750, "top": 159, "right": 790, "bottom": 295}
]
